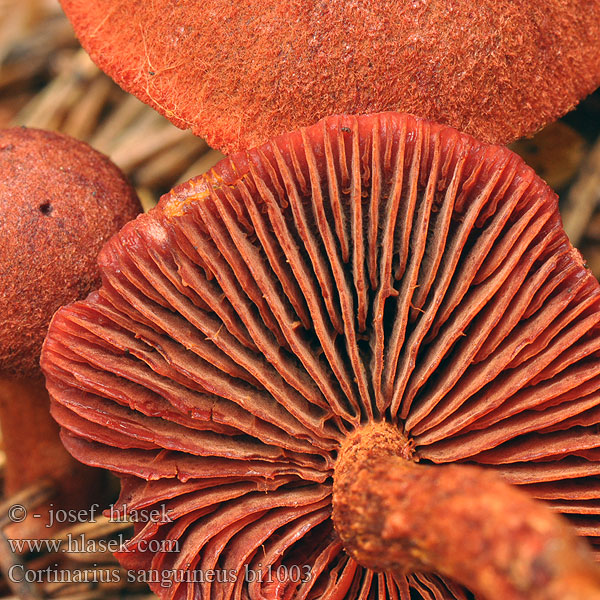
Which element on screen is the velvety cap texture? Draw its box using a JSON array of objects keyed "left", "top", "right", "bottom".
[
  {"left": 60, "top": 0, "right": 600, "bottom": 153},
  {"left": 0, "top": 127, "right": 141, "bottom": 378}
]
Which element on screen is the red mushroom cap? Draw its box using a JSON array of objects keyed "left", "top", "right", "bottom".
[
  {"left": 42, "top": 113, "right": 600, "bottom": 599},
  {"left": 0, "top": 127, "right": 141, "bottom": 378},
  {"left": 60, "top": 0, "right": 600, "bottom": 153}
]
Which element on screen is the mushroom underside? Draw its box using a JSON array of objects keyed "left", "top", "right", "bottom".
[{"left": 42, "top": 112, "right": 600, "bottom": 600}]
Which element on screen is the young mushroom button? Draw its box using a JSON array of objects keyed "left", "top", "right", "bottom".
[
  {"left": 42, "top": 113, "right": 600, "bottom": 600},
  {"left": 0, "top": 127, "right": 141, "bottom": 534},
  {"left": 59, "top": 0, "right": 600, "bottom": 153}
]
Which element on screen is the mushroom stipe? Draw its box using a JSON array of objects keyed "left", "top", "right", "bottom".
[{"left": 42, "top": 113, "right": 600, "bottom": 599}]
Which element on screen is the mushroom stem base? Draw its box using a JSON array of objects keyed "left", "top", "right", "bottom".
[
  {"left": 0, "top": 377, "right": 104, "bottom": 534},
  {"left": 332, "top": 421, "right": 600, "bottom": 600},
  {"left": 0, "top": 377, "right": 67, "bottom": 495}
]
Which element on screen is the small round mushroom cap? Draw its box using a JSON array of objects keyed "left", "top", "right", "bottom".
[
  {"left": 42, "top": 113, "right": 600, "bottom": 599},
  {"left": 0, "top": 127, "right": 141, "bottom": 379},
  {"left": 60, "top": 0, "right": 600, "bottom": 153}
]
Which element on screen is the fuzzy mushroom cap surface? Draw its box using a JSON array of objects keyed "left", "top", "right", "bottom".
[
  {"left": 0, "top": 127, "right": 141, "bottom": 379},
  {"left": 60, "top": 0, "right": 600, "bottom": 153},
  {"left": 42, "top": 113, "right": 600, "bottom": 599}
]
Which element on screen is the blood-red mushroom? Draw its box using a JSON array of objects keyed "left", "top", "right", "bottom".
[
  {"left": 0, "top": 127, "right": 141, "bottom": 532},
  {"left": 42, "top": 113, "right": 600, "bottom": 600},
  {"left": 59, "top": 0, "right": 600, "bottom": 153}
]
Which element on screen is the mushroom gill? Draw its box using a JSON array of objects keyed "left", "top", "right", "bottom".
[
  {"left": 41, "top": 113, "right": 600, "bottom": 600},
  {"left": 59, "top": 0, "right": 600, "bottom": 153}
]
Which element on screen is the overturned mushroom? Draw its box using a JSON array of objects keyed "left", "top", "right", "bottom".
[
  {"left": 42, "top": 113, "right": 600, "bottom": 600},
  {"left": 0, "top": 127, "right": 141, "bottom": 532},
  {"left": 59, "top": 0, "right": 600, "bottom": 153}
]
